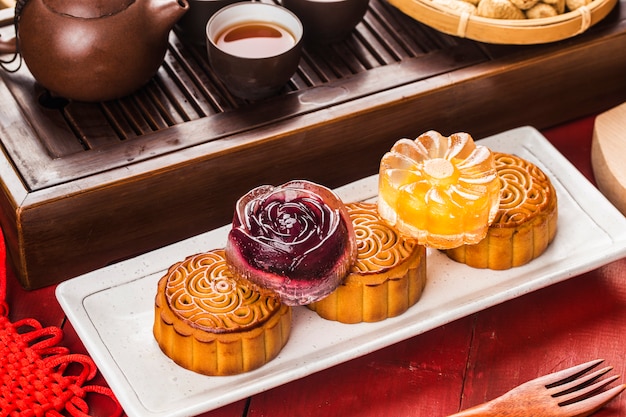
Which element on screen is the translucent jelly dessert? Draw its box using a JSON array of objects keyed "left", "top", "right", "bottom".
[
  {"left": 378, "top": 131, "right": 500, "bottom": 249},
  {"left": 225, "top": 180, "right": 357, "bottom": 306}
]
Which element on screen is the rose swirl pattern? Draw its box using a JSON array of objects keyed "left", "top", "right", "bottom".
[{"left": 226, "top": 180, "right": 357, "bottom": 306}]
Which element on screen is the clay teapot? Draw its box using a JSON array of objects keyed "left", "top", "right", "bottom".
[{"left": 15, "top": 0, "right": 189, "bottom": 102}]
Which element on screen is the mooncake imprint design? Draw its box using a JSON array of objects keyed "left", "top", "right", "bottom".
[
  {"left": 350, "top": 202, "right": 419, "bottom": 275},
  {"left": 494, "top": 153, "right": 552, "bottom": 226},
  {"left": 446, "top": 152, "right": 558, "bottom": 270},
  {"left": 165, "top": 251, "right": 282, "bottom": 332},
  {"left": 308, "top": 202, "right": 427, "bottom": 323},
  {"left": 154, "top": 249, "right": 291, "bottom": 376}
]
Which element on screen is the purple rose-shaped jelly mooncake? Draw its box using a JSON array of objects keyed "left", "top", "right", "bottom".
[{"left": 225, "top": 180, "right": 357, "bottom": 306}]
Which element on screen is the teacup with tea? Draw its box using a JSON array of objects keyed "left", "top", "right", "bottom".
[
  {"left": 282, "top": 0, "right": 369, "bottom": 44},
  {"left": 177, "top": 0, "right": 249, "bottom": 46},
  {"left": 206, "top": 2, "right": 303, "bottom": 100}
]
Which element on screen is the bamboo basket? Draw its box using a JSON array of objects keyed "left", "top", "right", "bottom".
[{"left": 387, "top": 0, "right": 618, "bottom": 44}]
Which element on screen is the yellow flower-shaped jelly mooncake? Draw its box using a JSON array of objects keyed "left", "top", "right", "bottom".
[{"left": 378, "top": 131, "right": 500, "bottom": 249}]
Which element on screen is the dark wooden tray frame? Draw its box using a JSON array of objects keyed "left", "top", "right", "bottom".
[{"left": 0, "top": 1, "right": 625, "bottom": 289}]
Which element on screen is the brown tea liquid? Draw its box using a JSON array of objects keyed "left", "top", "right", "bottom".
[{"left": 216, "top": 22, "right": 296, "bottom": 58}]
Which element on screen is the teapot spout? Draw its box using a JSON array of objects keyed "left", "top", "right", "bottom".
[{"left": 146, "top": 0, "right": 189, "bottom": 35}]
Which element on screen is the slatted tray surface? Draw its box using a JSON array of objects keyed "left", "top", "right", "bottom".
[{"left": 0, "top": 0, "right": 486, "bottom": 189}]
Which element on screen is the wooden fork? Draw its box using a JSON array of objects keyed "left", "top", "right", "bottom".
[{"left": 449, "top": 359, "right": 626, "bottom": 417}]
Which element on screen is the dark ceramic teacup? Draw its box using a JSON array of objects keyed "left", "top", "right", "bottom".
[
  {"left": 176, "top": 0, "right": 249, "bottom": 46},
  {"left": 206, "top": 2, "right": 303, "bottom": 101},
  {"left": 281, "top": 0, "right": 369, "bottom": 44}
]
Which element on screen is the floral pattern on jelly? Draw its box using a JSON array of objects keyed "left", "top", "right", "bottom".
[{"left": 378, "top": 130, "right": 501, "bottom": 249}]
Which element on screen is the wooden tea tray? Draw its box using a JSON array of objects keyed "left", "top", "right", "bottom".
[{"left": 0, "top": 0, "right": 625, "bottom": 289}]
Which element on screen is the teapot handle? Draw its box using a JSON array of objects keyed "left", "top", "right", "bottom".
[
  {"left": 0, "top": 36, "right": 17, "bottom": 55},
  {"left": 0, "top": 0, "right": 27, "bottom": 72}
]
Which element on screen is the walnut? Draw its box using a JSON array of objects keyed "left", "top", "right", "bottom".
[
  {"left": 542, "top": 0, "right": 565, "bottom": 14},
  {"left": 566, "top": 0, "right": 591, "bottom": 10},
  {"left": 510, "top": 0, "right": 540, "bottom": 10},
  {"left": 431, "top": 0, "right": 478, "bottom": 13},
  {"left": 477, "top": 0, "right": 526, "bottom": 18},
  {"left": 526, "top": 2, "right": 558, "bottom": 17}
]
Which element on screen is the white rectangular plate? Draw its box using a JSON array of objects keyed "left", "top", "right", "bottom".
[{"left": 57, "top": 126, "right": 626, "bottom": 417}]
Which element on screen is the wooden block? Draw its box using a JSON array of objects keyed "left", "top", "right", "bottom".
[{"left": 591, "top": 102, "right": 626, "bottom": 216}]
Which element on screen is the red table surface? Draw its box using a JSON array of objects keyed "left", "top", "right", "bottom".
[{"left": 5, "top": 114, "right": 626, "bottom": 417}]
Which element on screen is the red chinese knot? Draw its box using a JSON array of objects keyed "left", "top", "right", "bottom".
[{"left": 0, "top": 228, "right": 122, "bottom": 417}]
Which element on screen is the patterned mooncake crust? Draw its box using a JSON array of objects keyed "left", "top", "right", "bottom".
[
  {"left": 153, "top": 249, "right": 291, "bottom": 376},
  {"left": 446, "top": 152, "right": 558, "bottom": 269},
  {"left": 308, "top": 202, "right": 427, "bottom": 323}
]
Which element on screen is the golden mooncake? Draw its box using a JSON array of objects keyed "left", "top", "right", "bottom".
[
  {"left": 446, "top": 152, "right": 558, "bottom": 270},
  {"left": 308, "top": 202, "right": 427, "bottom": 323},
  {"left": 153, "top": 249, "right": 292, "bottom": 376}
]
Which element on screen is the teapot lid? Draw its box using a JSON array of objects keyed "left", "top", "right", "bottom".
[{"left": 42, "top": 0, "right": 136, "bottom": 18}]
